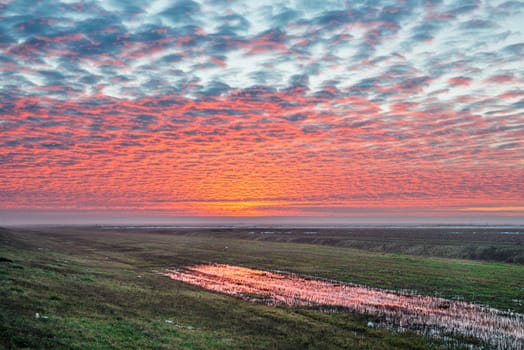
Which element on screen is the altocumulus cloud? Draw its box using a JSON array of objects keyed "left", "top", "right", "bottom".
[{"left": 0, "top": 0, "right": 523, "bottom": 216}]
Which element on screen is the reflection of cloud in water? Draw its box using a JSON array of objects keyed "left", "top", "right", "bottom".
[{"left": 165, "top": 264, "right": 524, "bottom": 348}]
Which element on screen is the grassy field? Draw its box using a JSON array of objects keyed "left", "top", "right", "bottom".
[
  {"left": 1, "top": 226, "right": 523, "bottom": 349},
  {"left": 199, "top": 227, "right": 524, "bottom": 263}
]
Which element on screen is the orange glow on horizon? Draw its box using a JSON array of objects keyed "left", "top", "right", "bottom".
[{"left": 459, "top": 207, "right": 524, "bottom": 212}]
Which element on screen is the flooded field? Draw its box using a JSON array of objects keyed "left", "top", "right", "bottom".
[{"left": 166, "top": 264, "right": 524, "bottom": 349}]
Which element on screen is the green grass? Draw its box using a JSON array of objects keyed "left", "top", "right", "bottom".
[{"left": 1, "top": 226, "right": 523, "bottom": 349}]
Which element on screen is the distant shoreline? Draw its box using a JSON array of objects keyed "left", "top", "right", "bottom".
[{"left": 4, "top": 224, "right": 524, "bottom": 230}]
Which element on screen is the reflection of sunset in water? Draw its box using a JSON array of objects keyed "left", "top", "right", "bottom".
[{"left": 165, "top": 264, "right": 523, "bottom": 348}]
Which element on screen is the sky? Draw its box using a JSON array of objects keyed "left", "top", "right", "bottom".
[{"left": 0, "top": 0, "right": 523, "bottom": 224}]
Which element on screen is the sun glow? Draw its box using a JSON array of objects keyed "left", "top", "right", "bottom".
[{"left": 186, "top": 200, "right": 292, "bottom": 216}]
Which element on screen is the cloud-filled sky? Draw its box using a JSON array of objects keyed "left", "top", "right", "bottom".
[{"left": 0, "top": 0, "right": 523, "bottom": 221}]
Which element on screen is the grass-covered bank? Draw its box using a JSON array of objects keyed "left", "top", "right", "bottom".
[{"left": 1, "top": 226, "right": 523, "bottom": 349}]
